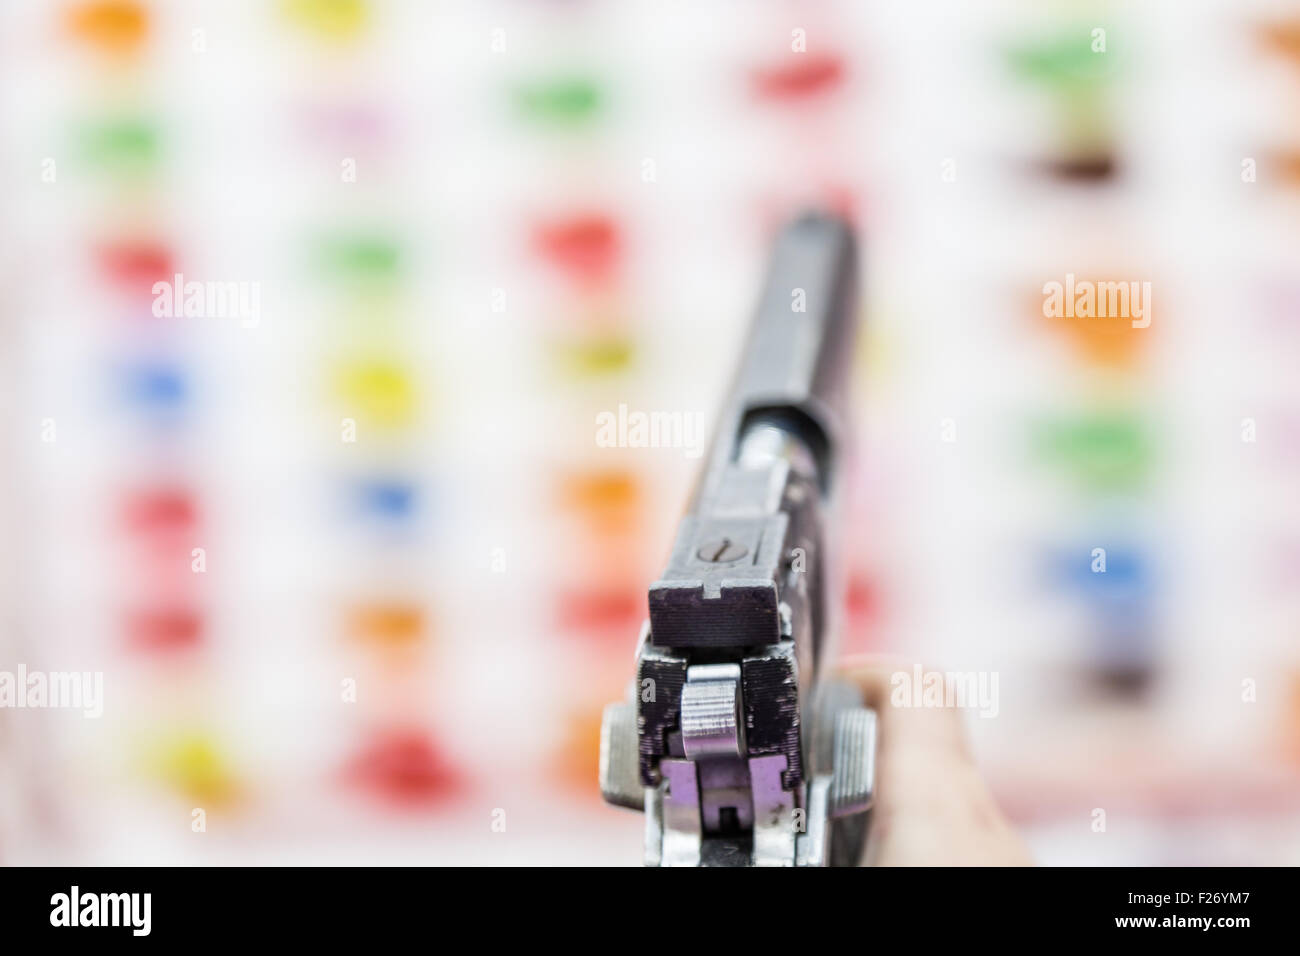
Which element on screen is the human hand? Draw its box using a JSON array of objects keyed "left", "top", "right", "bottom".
[{"left": 841, "top": 655, "right": 1033, "bottom": 866}]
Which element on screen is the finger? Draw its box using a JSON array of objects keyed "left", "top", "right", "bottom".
[
  {"left": 839, "top": 654, "right": 1033, "bottom": 866},
  {"left": 840, "top": 654, "right": 973, "bottom": 761}
]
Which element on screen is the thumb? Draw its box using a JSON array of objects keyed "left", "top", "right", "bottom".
[{"left": 840, "top": 655, "right": 1033, "bottom": 866}]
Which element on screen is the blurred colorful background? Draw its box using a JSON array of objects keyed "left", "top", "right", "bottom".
[{"left": 2, "top": 0, "right": 1299, "bottom": 865}]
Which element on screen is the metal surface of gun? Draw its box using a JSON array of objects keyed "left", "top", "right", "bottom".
[{"left": 599, "top": 211, "right": 876, "bottom": 866}]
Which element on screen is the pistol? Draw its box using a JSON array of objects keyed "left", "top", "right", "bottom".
[{"left": 599, "top": 211, "right": 877, "bottom": 866}]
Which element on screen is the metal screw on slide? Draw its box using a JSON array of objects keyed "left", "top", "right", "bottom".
[{"left": 695, "top": 538, "right": 748, "bottom": 563}]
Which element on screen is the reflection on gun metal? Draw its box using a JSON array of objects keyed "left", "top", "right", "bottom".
[{"left": 600, "top": 214, "right": 876, "bottom": 866}]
